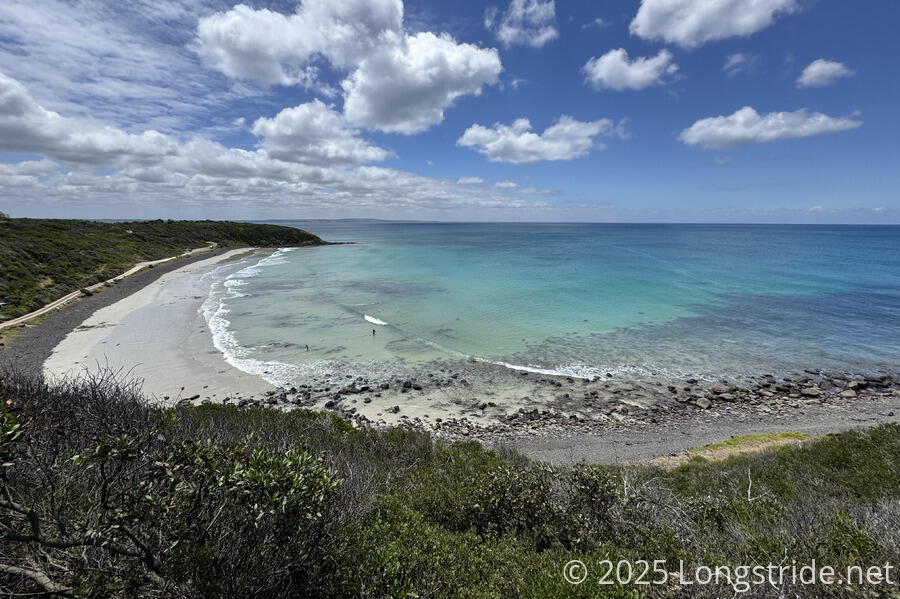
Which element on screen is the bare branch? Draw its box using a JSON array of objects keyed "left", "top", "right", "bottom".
[{"left": 0, "top": 563, "right": 71, "bottom": 597}]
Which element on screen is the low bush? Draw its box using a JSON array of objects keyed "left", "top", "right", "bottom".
[{"left": 2, "top": 369, "right": 900, "bottom": 597}]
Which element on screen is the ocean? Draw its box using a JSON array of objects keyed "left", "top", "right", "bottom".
[{"left": 200, "top": 222, "right": 900, "bottom": 387}]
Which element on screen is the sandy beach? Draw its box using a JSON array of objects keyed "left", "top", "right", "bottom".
[
  {"left": 23, "top": 243, "right": 900, "bottom": 465},
  {"left": 43, "top": 248, "right": 274, "bottom": 404}
]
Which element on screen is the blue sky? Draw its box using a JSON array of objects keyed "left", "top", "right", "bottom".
[{"left": 0, "top": 0, "right": 897, "bottom": 222}]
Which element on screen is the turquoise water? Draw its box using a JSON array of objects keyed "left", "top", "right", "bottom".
[{"left": 202, "top": 223, "right": 900, "bottom": 386}]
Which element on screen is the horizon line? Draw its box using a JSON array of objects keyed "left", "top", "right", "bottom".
[{"left": 6, "top": 216, "right": 900, "bottom": 226}]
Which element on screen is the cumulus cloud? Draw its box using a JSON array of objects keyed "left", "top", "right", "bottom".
[
  {"left": 0, "top": 159, "right": 58, "bottom": 176},
  {"left": 630, "top": 0, "right": 798, "bottom": 48},
  {"left": 0, "top": 71, "right": 386, "bottom": 176},
  {"left": 583, "top": 49, "right": 678, "bottom": 91},
  {"left": 195, "top": 0, "right": 404, "bottom": 86},
  {"left": 0, "top": 71, "right": 179, "bottom": 166},
  {"left": 195, "top": 0, "right": 502, "bottom": 134},
  {"left": 0, "top": 70, "right": 311, "bottom": 179},
  {"left": 679, "top": 106, "right": 862, "bottom": 149},
  {"left": 484, "top": 0, "right": 558, "bottom": 48},
  {"left": 251, "top": 100, "right": 391, "bottom": 165},
  {"left": 341, "top": 32, "right": 501, "bottom": 134},
  {"left": 0, "top": 159, "right": 60, "bottom": 188},
  {"left": 457, "top": 116, "right": 619, "bottom": 163},
  {"left": 457, "top": 176, "right": 484, "bottom": 184},
  {"left": 797, "top": 59, "right": 854, "bottom": 88},
  {"left": 0, "top": 71, "right": 545, "bottom": 217}
]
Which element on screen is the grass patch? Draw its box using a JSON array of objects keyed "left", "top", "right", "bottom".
[
  {"left": 0, "top": 312, "right": 47, "bottom": 345},
  {"left": 701, "top": 431, "right": 809, "bottom": 451},
  {"left": 653, "top": 431, "right": 809, "bottom": 469}
]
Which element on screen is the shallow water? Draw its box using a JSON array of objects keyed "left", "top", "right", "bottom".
[{"left": 201, "top": 222, "right": 900, "bottom": 387}]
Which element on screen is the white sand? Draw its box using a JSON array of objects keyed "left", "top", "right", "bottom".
[{"left": 43, "top": 249, "right": 274, "bottom": 404}]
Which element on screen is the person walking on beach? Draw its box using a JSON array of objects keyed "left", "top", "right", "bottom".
[{"left": 305, "top": 344, "right": 309, "bottom": 351}]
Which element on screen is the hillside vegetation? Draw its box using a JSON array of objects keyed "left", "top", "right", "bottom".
[
  {"left": 1, "top": 369, "right": 899, "bottom": 598},
  {"left": 0, "top": 218, "right": 323, "bottom": 321}
]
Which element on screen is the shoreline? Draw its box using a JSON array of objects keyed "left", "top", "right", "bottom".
[
  {"left": 5, "top": 247, "right": 898, "bottom": 464},
  {"left": 41, "top": 248, "right": 273, "bottom": 404},
  {"left": 0, "top": 243, "right": 218, "bottom": 331},
  {"left": 1, "top": 247, "right": 253, "bottom": 375}
]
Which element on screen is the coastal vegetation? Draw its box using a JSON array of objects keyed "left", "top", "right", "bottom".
[
  {"left": 1, "top": 369, "right": 899, "bottom": 597},
  {"left": 0, "top": 219, "right": 324, "bottom": 321}
]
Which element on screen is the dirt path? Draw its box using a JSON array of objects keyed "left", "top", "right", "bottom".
[
  {"left": 508, "top": 391, "right": 900, "bottom": 465},
  {"left": 0, "top": 243, "right": 217, "bottom": 331}
]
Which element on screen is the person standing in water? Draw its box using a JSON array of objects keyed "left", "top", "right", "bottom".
[{"left": 372, "top": 329, "right": 376, "bottom": 336}]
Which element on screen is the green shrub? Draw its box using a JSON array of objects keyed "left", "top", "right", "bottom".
[{"left": 3, "top": 370, "right": 900, "bottom": 598}]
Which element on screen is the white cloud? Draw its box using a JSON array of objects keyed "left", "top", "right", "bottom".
[
  {"left": 251, "top": 100, "right": 391, "bottom": 165},
  {"left": 0, "top": 71, "right": 179, "bottom": 166},
  {"left": 630, "top": 0, "right": 798, "bottom": 48},
  {"left": 0, "top": 159, "right": 60, "bottom": 188},
  {"left": 583, "top": 49, "right": 678, "bottom": 91},
  {"left": 341, "top": 32, "right": 501, "bottom": 134},
  {"left": 195, "top": 0, "right": 404, "bottom": 86},
  {"left": 457, "top": 176, "right": 484, "bottom": 184},
  {"left": 723, "top": 52, "right": 758, "bottom": 77},
  {"left": 458, "top": 116, "right": 619, "bottom": 163},
  {"left": 484, "top": 0, "right": 558, "bottom": 48},
  {"left": 0, "top": 71, "right": 545, "bottom": 217},
  {"left": 195, "top": 1, "right": 501, "bottom": 135},
  {"left": 0, "top": 159, "right": 58, "bottom": 177},
  {"left": 0, "top": 69, "right": 318, "bottom": 180},
  {"left": 679, "top": 106, "right": 862, "bottom": 149},
  {"left": 797, "top": 59, "right": 854, "bottom": 88},
  {"left": 494, "top": 180, "right": 518, "bottom": 188}
]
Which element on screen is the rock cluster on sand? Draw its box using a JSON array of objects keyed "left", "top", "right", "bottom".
[{"left": 174, "top": 367, "right": 899, "bottom": 444}]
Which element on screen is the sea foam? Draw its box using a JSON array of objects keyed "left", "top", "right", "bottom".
[{"left": 200, "top": 249, "right": 310, "bottom": 388}]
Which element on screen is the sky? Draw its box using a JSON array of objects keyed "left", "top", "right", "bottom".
[{"left": 0, "top": 0, "right": 898, "bottom": 223}]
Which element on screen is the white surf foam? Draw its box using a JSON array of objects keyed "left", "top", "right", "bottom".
[
  {"left": 365, "top": 315, "right": 388, "bottom": 326},
  {"left": 199, "top": 250, "right": 312, "bottom": 388},
  {"left": 477, "top": 358, "right": 713, "bottom": 382}
]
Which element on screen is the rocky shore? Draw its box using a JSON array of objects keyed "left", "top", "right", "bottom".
[{"left": 173, "top": 365, "right": 900, "bottom": 447}]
